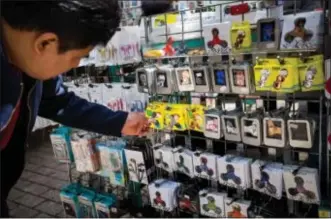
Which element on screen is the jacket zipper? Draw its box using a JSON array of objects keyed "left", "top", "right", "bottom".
[
  {"left": 25, "top": 82, "right": 37, "bottom": 148},
  {"left": 0, "top": 83, "right": 24, "bottom": 132}
]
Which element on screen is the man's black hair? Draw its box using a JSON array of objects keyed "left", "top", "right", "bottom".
[{"left": 1, "top": 0, "right": 121, "bottom": 53}]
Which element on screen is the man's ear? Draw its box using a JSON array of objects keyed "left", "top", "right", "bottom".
[{"left": 34, "top": 33, "right": 58, "bottom": 55}]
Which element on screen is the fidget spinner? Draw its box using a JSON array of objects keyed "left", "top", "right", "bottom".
[
  {"left": 288, "top": 176, "right": 316, "bottom": 200},
  {"left": 176, "top": 155, "right": 190, "bottom": 174},
  {"left": 255, "top": 171, "right": 277, "bottom": 194},
  {"left": 202, "top": 196, "right": 222, "bottom": 214},
  {"left": 153, "top": 191, "right": 166, "bottom": 207},
  {"left": 155, "top": 151, "right": 169, "bottom": 169},
  {"left": 221, "top": 164, "right": 242, "bottom": 185},
  {"left": 195, "top": 156, "right": 214, "bottom": 176},
  {"left": 179, "top": 196, "right": 198, "bottom": 213}
]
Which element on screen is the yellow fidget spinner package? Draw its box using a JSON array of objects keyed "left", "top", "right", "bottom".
[
  {"left": 231, "top": 21, "right": 252, "bottom": 51},
  {"left": 298, "top": 55, "right": 324, "bottom": 92},
  {"left": 188, "top": 104, "right": 205, "bottom": 132},
  {"left": 254, "top": 58, "right": 280, "bottom": 91},
  {"left": 145, "top": 102, "right": 166, "bottom": 130},
  {"left": 270, "top": 58, "right": 300, "bottom": 93},
  {"left": 164, "top": 104, "right": 189, "bottom": 131}
]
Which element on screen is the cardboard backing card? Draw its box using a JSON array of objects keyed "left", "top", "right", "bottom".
[
  {"left": 280, "top": 11, "right": 323, "bottom": 50},
  {"left": 199, "top": 190, "right": 226, "bottom": 218},
  {"left": 124, "top": 147, "right": 155, "bottom": 185},
  {"left": 203, "top": 22, "right": 232, "bottom": 55},
  {"left": 229, "top": 64, "right": 252, "bottom": 94},
  {"left": 217, "top": 155, "right": 251, "bottom": 189},
  {"left": 175, "top": 67, "right": 195, "bottom": 92},
  {"left": 283, "top": 165, "right": 320, "bottom": 204},
  {"left": 241, "top": 116, "right": 262, "bottom": 146},
  {"left": 136, "top": 67, "right": 156, "bottom": 94},
  {"left": 193, "top": 152, "right": 218, "bottom": 180},
  {"left": 173, "top": 147, "right": 195, "bottom": 178},
  {"left": 257, "top": 18, "right": 280, "bottom": 50},
  {"left": 149, "top": 179, "right": 181, "bottom": 212},
  {"left": 251, "top": 160, "right": 284, "bottom": 199},
  {"left": 191, "top": 66, "right": 212, "bottom": 93},
  {"left": 263, "top": 117, "right": 286, "bottom": 148},
  {"left": 287, "top": 119, "right": 315, "bottom": 149},
  {"left": 225, "top": 198, "right": 251, "bottom": 218},
  {"left": 210, "top": 65, "right": 230, "bottom": 93},
  {"left": 153, "top": 144, "right": 175, "bottom": 172}
]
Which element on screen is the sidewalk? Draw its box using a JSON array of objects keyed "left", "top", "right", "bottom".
[{"left": 8, "top": 139, "right": 68, "bottom": 218}]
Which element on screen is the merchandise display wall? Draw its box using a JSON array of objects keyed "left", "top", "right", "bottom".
[{"left": 45, "top": 0, "right": 331, "bottom": 218}]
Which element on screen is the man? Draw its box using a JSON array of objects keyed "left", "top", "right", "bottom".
[{"left": 0, "top": 0, "right": 174, "bottom": 217}]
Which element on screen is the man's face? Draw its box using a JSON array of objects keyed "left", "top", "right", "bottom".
[{"left": 25, "top": 45, "right": 92, "bottom": 80}]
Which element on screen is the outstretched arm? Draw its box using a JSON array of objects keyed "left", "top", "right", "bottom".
[{"left": 38, "top": 76, "right": 128, "bottom": 137}]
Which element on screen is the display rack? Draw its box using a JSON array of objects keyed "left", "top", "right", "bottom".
[
  {"left": 140, "top": 0, "right": 331, "bottom": 217},
  {"left": 52, "top": 0, "right": 331, "bottom": 218}
]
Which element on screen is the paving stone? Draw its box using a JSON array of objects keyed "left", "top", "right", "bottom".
[
  {"left": 40, "top": 189, "right": 61, "bottom": 203},
  {"left": 7, "top": 201, "right": 18, "bottom": 210},
  {"left": 26, "top": 156, "right": 45, "bottom": 165},
  {"left": 20, "top": 183, "right": 49, "bottom": 195},
  {"left": 35, "top": 213, "right": 52, "bottom": 218},
  {"left": 28, "top": 173, "right": 50, "bottom": 184},
  {"left": 33, "top": 166, "right": 57, "bottom": 176},
  {"left": 56, "top": 210, "right": 66, "bottom": 218},
  {"left": 20, "top": 171, "right": 40, "bottom": 181},
  {"left": 10, "top": 205, "right": 39, "bottom": 218},
  {"left": 46, "top": 178, "right": 68, "bottom": 190},
  {"left": 15, "top": 193, "right": 45, "bottom": 208},
  {"left": 54, "top": 163, "right": 69, "bottom": 171},
  {"left": 14, "top": 179, "right": 32, "bottom": 190},
  {"left": 8, "top": 189, "right": 25, "bottom": 201},
  {"left": 51, "top": 171, "right": 69, "bottom": 181},
  {"left": 35, "top": 200, "right": 64, "bottom": 216},
  {"left": 25, "top": 163, "right": 40, "bottom": 171}
]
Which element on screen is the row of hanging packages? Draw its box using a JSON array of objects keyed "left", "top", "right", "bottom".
[{"left": 43, "top": 0, "right": 331, "bottom": 218}]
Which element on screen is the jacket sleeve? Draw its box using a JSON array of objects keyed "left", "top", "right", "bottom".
[{"left": 38, "top": 76, "right": 128, "bottom": 137}]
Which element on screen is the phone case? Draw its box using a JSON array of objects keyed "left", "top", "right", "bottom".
[
  {"left": 155, "top": 65, "right": 177, "bottom": 94},
  {"left": 241, "top": 116, "right": 262, "bottom": 146},
  {"left": 229, "top": 64, "right": 253, "bottom": 94},
  {"left": 222, "top": 114, "right": 242, "bottom": 142},
  {"left": 257, "top": 18, "right": 280, "bottom": 50},
  {"left": 287, "top": 119, "right": 316, "bottom": 149},
  {"left": 263, "top": 117, "right": 286, "bottom": 148},
  {"left": 210, "top": 65, "right": 230, "bottom": 93},
  {"left": 175, "top": 67, "right": 195, "bottom": 92},
  {"left": 204, "top": 112, "right": 223, "bottom": 139},
  {"left": 136, "top": 67, "right": 156, "bottom": 94},
  {"left": 192, "top": 66, "right": 212, "bottom": 93},
  {"left": 188, "top": 104, "right": 205, "bottom": 132}
]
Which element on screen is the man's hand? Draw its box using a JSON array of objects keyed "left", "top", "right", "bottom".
[{"left": 121, "top": 112, "right": 149, "bottom": 136}]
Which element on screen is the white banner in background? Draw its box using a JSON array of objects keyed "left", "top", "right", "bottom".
[{"left": 79, "top": 26, "right": 142, "bottom": 67}]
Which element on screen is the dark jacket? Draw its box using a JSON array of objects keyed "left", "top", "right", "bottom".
[{"left": 0, "top": 44, "right": 128, "bottom": 146}]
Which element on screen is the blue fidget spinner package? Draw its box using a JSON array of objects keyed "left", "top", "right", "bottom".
[
  {"left": 94, "top": 193, "right": 117, "bottom": 218},
  {"left": 78, "top": 187, "right": 97, "bottom": 218},
  {"left": 60, "top": 184, "right": 81, "bottom": 218}
]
